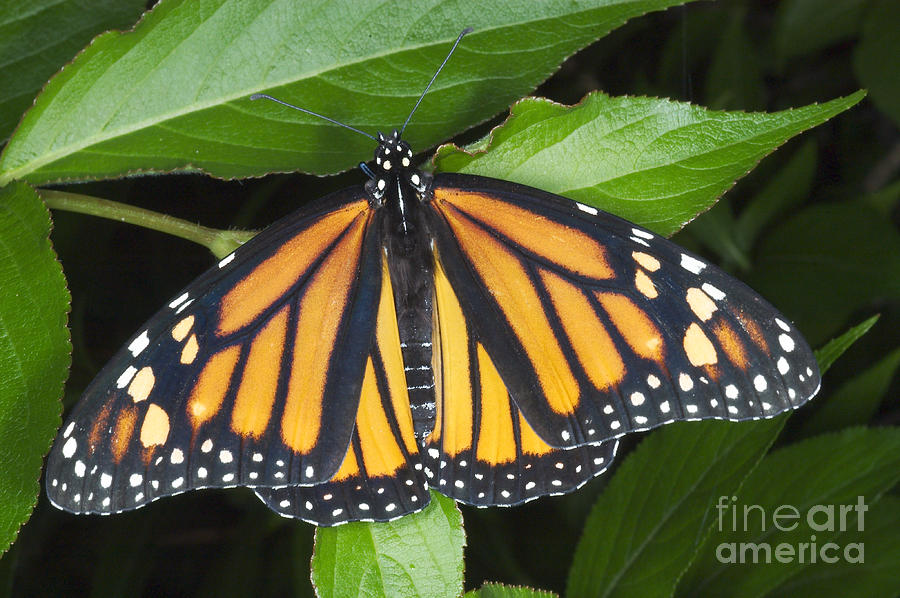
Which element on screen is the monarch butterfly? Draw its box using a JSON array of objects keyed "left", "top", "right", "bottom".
[{"left": 46, "top": 29, "right": 820, "bottom": 526}]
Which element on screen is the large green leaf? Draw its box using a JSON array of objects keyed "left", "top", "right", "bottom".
[
  {"left": 465, "top": 583, "right": 558, "bottom": 598},
  {"left": 801, "top": 346, "right": 900, "bottom": 436},
  {"left": 311, "top": 493, "right": 464, "bottom": 598},
  {"left": 434, "top": 92, "right": 864, "bottom": 236},
  {"left": 853, "top": 0, "right": 900, "bottom": 127},
  {"left": 0, "top": 0, "right": 146, "bottom": 142},
  {"left": 771, "top": 0, "right": 867, "bottom": 65},
  {"left": 0, "top": 182, "right": 70, "bottom": 553},
  {"left": 814, "top": 315, "right": 880, "bottom": 375},
  {"left": 749, "top": 201, "right": 900, "bottom": 345},
  {"left": 686, "top": 141, "right": 817, "bottom": 271},
  {"left": 566, "top": 418, "right": 786, "bottom": 598},
  {"left": 768, "top": 495, "right": 900, "bottom": 598},
  {"left": 0, "top": 0, "right": 694, "bottom": 185},
  {"left": 676, "top": 427, "right": 900, "bottom": 598}
]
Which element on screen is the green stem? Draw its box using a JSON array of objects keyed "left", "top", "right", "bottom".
[{"left": 40, "top": 189, "right": 256, "bottom": 259}]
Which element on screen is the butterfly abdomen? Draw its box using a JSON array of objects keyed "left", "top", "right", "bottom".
[{"left": 383, "top": 198, "right": 437, "bottom": 442}]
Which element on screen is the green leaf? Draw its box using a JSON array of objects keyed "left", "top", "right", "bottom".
[
  {"left": 735, "top": 140, "right": 817, "bottom": 251},
  {"left": 311, "top": 493, "right": 464, "bottom": 598},
  {"left": 801, "top": 346, "right": 900, "bottom": 436},
  {"left": 749, "top": 201, "right": 900, "bottom": 345},
  {"left": 853, "top": 0, "right": 900, "bottom": 127},
  {"left": 862, "top": 178, "right": 900, "bottom": 216},
  {"left": 434, "top": 92, "right": 865, "bottom": 237},
  {"left": 676, "top": 427, "right": 900, "bottom": 598},
  {"left": 814, "top": 315, "right": 880, "bottom": 375},
  {"left": 566, "top": 418, "right": 786, "bottom": 598},
  {"left": 772, "top": 0, "right": 867, "bottom": 65},
  {"left": 685, "top": 141, "right": 817, "bottom": 271},
  {"left": 0, "top": 0, "right": 693, "bottom": 185},
  {"left": 767, "top": 495, "right": 900, "bottom": 598},
  {"left": 685, "top": 200, "right": 751, "bottom": 271},
  {"left": 704, "top": 8, "right": 764, "bottom": 111},
  {"left": 465, "top": 583, "right": 558, "bottom": 598},
  {"left": 0, "top": 0, "right": 146, "bottom": 142},
  {"left": 0, "top": 181, "right": 70, "bottom": 553}
]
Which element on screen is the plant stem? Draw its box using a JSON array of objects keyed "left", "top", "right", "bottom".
[{"left": 40, "top": 189, "right": 256, "bottom": 259}]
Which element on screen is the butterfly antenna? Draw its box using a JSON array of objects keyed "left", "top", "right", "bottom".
[
  {"left": 250, "top": 93, "right": 378, "bottom": 142},
  {"left": 400, "top": 27, "right": 473, "bottom": 135}
]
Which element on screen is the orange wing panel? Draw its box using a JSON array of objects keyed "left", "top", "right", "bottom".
[
  {"left": 218, "top": 201, "right": 368, "bottom": 335},
  {"left": 231, "top": 305, "right": 289, "bottom": 438},
  {"left": 435, "top": 189, "right": 613, "bottom": 280},
  {"left": 281, "top": 214, "right": 368, "bottom": 454},
  {"left": 432, "top": 255, "right": 473, "bottom": 455}
]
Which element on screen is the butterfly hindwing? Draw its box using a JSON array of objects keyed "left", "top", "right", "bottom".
[
  {"left": 46, "top": 189, "right": 382, "bottom": 514},
  {"left": 425, "top": 173, "right": 820, "bottom": 449},
  {"left": 426, "top": 255, "right": 618, "bottom": 506},
  {"left": 257, "top": 255, "right": 430, "bottom": 525}
]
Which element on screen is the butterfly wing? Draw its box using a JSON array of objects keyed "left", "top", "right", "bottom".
[
  {"left": 427, "top": 255, "right": 618, "bottom": 506},
  {"left": 255, "top": 255, "right": 429, "bottom": 525},
  {"left": 425, "top": 173, "right": 821, "bottom": 449},
  {"left": 46, "top": 189, "right": 382, "bottom": 514}
]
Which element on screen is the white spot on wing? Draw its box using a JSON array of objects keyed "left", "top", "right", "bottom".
[
  {"left": 777, "top": 357, "right": 790, "bottom": 375},
  {"left": 754, "top": 375, "right": 768, "bottom": 391},
  {"left": 62, "top": 437, "right": 77, "bottom": 459},
  {"left": 632, "top": 228, "right": 653, "bottom": 240},
  {"left": 116, "top": 366, "right": 138, "bottom": 389},
  {"left": 128, "top": 331, "right": 150, "bottom": 356},
  {"left": 175, "top": 299, "right": 194, "bottom": 314},
  {"left": 702, "top": 283, "right": 726, "bottom": 301},
  {"left": 168, "top": 292, "right": 189, "bottom": 309},
  {"left": 680, "top": 254, "right": 706, "bottom": 274},
  {"left": 218, "top": 253, "right": 235, "bottom": 268},
  {"left": 779, "top": 334, "right": 795, "bottom": 352},
  {"left": 577, "top": 203, "right": 598, "bottom": 216}
]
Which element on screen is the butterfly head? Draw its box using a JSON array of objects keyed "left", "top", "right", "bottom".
[
  {"left": 374, "top": 130, "right": 414, "bottom": 175},
  {"left": 365, "top": 129, "right": 431, "bottom": 205}
]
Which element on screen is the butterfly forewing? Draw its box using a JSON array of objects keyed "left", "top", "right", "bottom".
[
  {"left": 425, "top": 173, "right": 821, "bottom": 449},
  {"left": 257, "top": 256, "right": 430, "bottom": 525},
  {"left": 46, "top": 190, "right": 382, "bottom": 514}
]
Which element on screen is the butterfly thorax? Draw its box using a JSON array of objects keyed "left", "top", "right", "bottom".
[{"left": 367, "top": 130, "right": 437, "bottom": 440}]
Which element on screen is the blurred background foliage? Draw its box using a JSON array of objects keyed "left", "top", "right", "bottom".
[{"left": 1, "top": 0, "right": 897, "bottom": 596}]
